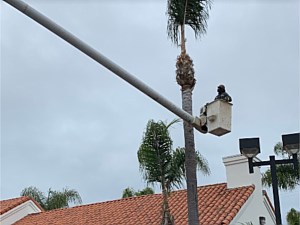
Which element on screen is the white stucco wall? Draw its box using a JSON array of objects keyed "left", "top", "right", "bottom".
[
  {"left": 223, "top": 155, "right": 276, "bottom": 225},
  {"left": 0, "top": 200, "right": 42, "bottom": 225}
]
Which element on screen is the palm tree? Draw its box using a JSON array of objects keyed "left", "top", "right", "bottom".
[
  {"left": 135, "top": 187, "right": 155, "bottom": 196},
  {"left": 138, "top": 119, "right": 210, "bottom": 225},
  {"left": 262, "top": 142, "right": 299, "bottom": 190},
  {"left": 166, "top": 1, "right": 211, "bottom": 224},
  {"left": 122, "top": 187, "right": 155, "bottom": 198},
  {"left": 287, "top": 208, "right": 300, "bottom": 225},
  {"left": 122, "top": 187, "right": 135, "bottom": 198},
  {"left": 21, "top": 186, "right": 82, "bottom": 211}
]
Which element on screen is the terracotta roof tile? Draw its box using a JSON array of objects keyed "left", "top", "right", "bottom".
[
  {"left": 12, "top": 183, "right": 254, "bottom": 225},
  {"left": 0, "top": 196, "right": 31, "bottom": 215},
  {"left": 0, "top": 196, "right": 44, "bottom": 215}
]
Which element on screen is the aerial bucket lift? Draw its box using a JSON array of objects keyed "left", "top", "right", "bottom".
[{"left": 194, "top": 100, "right": 232, "bottom": 136}]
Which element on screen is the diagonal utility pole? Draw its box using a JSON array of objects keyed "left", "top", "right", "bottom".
[{"left": 3, "top": 0, "right": 204, "bottom": 131}]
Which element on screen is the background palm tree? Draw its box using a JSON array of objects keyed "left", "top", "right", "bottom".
[
  {"left": 122, "top": 187, "right": 155, "bottom": 198},
  {"left": 138, "top": 119, "right": 210, "bottom": 225},
  {"left": 262, "top": 142, "right": 299, "bottom": 190},
  {"left": 21, "top": 186, "right": 82, "bottom": 211},
  {"left": 166, "top": 1, "right": 211, "bottom": 224},
  {"left": 287, "top": 208, "right": 300, "bottom": 225},
  {"left": 135, "top": 187, "right": 155, "bottom": 196},
  {"left": 122, "top": 187, "right": 135, "bottom": 198}
]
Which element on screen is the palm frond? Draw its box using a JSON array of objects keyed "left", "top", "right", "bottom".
[
  {"left": 262, "top": 164, "right": 300, "bottom": 190},
  {"left": 195, "top": 151, "right": 210, "bottom": 175},
  {"left": 122, "top": 187, "right": 135, "bottom": 198},
  {"left": 138, "top": 120, "right": 173, "bottom": 185},
  {"left": 21, "top": 186, "right": 82, "bottom": 211},
  {"left": 165, "top": 118, "right": 181, "bottom": 129},
  {"left": 138, "top": 120, "right": 210, "bottom": 191},
  {"left": 273, "top": 142, "right": 286, "bottom": 157},
  {"left": 46, "top": 188, "right": 82, "bottom": 210},
  {"left": 167, "top": 0, "right": 212, "bottom": 45},
  {"left": 172, "top": 147, "right": 210, "bottom": 176},
  {"left": 135, "top": 187, "right": 155, "bottom": 196},
  {"left": 167, "top": 148, "right": 186, "bottom": 190}
]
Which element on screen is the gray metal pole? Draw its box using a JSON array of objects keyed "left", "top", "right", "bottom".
[{"left": 3, "top": 0, "right": 199, "bottom": 127}]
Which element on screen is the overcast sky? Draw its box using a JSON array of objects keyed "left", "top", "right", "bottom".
[{"left": 1, "top": 0, "right": 299, "bottom": 223}]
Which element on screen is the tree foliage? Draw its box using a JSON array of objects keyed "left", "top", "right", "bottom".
[
  {"left": 122, "top": 187, "right": 155, "bottom": 198},
  {"left": 138, "top": 119, "right": 210, "bottom": 225},
  {"left": 261, "top": 142, "right": 299, "bottom": 190},
  {"left": 21, "top": 186, "right": 82, "bottom": 211},
  {"left": 135, "top": 187, "right": 155, "bottom": 196},
  {"left": 287, "top": 208, "right": 300, "bottom": 225},
  {"left": 167, "top": 0, "right": 211, "bottom": 45},
  {"left": 138, "top": 119, "right": 210, "bottom": 191}
]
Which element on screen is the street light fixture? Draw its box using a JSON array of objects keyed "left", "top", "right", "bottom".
[
  {"left": 239, "top": 133, "right": 300, "bottom": 225},
  {"left": 239, "top": 137, "right": 260, "bottom": 158},
  {"left": 282, "top": 133, "right": 300, "bottom": 155}
]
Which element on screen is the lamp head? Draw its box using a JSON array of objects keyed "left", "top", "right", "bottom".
[
  {"left": 239, "top": 137, "right": 260, "bottom": 158},
  {"left": 282, "top": 133, "right": 300, "bottom": 155}
]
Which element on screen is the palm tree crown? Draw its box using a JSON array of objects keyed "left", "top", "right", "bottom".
[
  {"left": 21, "top": 186, "right": 82, "bottom": 211},
  {"left": 138, "top": 119, "right": 210, "bottom": 225},
  {"left": 138, "top": 119, "right": 178, "bottom": 188},
  {"left": 167, "top": 0, "right": 211, "bottom": 50}
]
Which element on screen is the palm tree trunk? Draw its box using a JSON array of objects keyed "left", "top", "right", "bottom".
[
  {"left": 180, "top": 24, "right": 186, "bottom": 54},
  {"left": 161, "top": 180, "right": 174, "bottom": 225},
  {"left": 182, "top": 88, "right": 199, "bottom": 225},
  {"left": 181, "top": 0, "right": 188, "bottom": 55}
]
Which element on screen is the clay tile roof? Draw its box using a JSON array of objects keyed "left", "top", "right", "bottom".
[
  {"left": 0, "top": 196, "right": 44, "bottom": 215},
  {"left": 13, "top": 183, "right": 254, "bottom": 225},
  {"left": 0, "top": 196, "right": 31, "bottom": 215}
]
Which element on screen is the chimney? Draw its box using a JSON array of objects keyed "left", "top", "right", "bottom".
[{"left": 223, "top": 154, "right": 263, "bottom": 191}]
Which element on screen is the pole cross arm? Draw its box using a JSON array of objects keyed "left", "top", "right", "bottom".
[
  {"left": 252, "top": 154, "right": 299, "bottom": 168},
  {"left": 2, "top": 0, "right": 209, "bottom": 132}
]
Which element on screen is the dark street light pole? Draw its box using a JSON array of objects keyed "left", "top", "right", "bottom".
[{"left": 239, "top": 133, "right": 299, "bottom": 225}]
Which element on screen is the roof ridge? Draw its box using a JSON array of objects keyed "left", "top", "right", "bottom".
[
  {"left": 1, "top": 196, "right": 44, "bottom": 215},
  {"left": 1, "top": 196, "right": 30, "bottom": 203},
  {"left": 36, "top": 183, "right": 232, "bottom": 213},
  {"left": 39, "top": 192, "right": 163, "bottom": 214},
  {"left": 0, "top": 196, "right": 31, "bottom": 215}
]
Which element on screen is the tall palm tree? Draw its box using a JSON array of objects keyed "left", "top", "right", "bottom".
[
  {"left": 166, "top": 1, "right": 211, "bottom": 224},
  {"left": 138, "top": 119, "right": 210, "bottom": 225},
  {"left": 21, "top": 186, "right": 82, "bottom": 211},
  {"left": 262, "top": 142, "right": 299, "bottom": 190}
]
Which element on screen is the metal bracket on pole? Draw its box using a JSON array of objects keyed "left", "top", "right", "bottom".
[{"left": 192, "top": 117, "right": 208, "bottom": 134}]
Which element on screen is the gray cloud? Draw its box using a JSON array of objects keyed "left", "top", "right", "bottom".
[{"left": 1, "top": 1, "right": 299, "bottom": 222}]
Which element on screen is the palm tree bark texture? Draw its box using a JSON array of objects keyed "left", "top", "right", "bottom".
[{"left": 177, "top": 55, "right": 199, "bottom": 225}]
